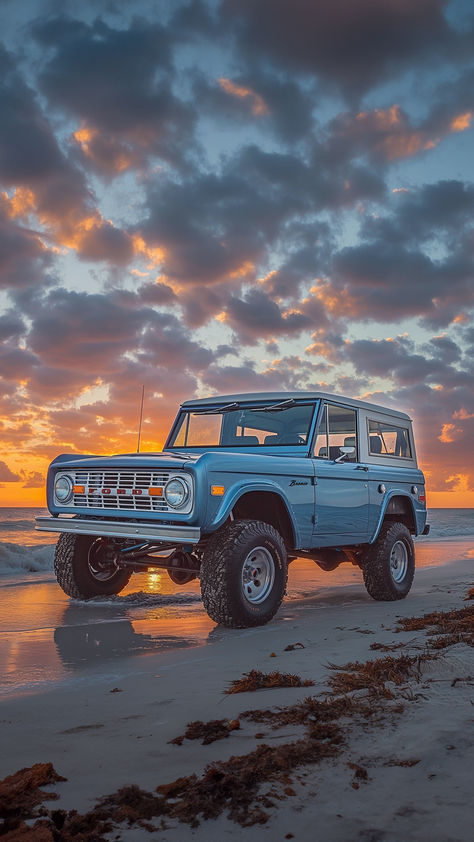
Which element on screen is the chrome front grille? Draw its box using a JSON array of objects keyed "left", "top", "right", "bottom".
[{"left": 71, "top": 469, "right": 173, "bottom": 512}]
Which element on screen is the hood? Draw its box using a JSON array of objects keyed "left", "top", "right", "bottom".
[{"left": 51, "top": 450, "right": 202, "bottom": 472}]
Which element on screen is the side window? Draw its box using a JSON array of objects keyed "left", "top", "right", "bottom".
[
  {"left": 314, "top": 404, "right": 328, "bottom": 457},
  {"left": 368, "top": 420, "right": 412, "bottom": 458},
  {"left": 315, "top": 404, "right": 358, "bottom": 461}
]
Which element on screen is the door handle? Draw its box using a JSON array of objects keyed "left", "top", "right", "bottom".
[{"left": 355, "top": 465, "right": 369, "bottom": 472}]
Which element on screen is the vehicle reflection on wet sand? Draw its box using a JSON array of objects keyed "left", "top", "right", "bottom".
[{"left": 0, "top": 539, "right": 470, "bottom": 695}]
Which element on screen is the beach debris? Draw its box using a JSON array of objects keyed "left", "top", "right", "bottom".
[
  {"left": 347, "top": 761, "right": 369, "bottom": 789},
  {"left": 5, "top": 594, "right": 473, "bottom": 836},
  {"left": 1, "top": 823, "right": 55, "bottom": 840},
  {"left": 225, "top": 670, "right": 314, "bottom": 694},
  {"left": 284, "top": 643, "right": 305, "bottom": 651},
  {"left": 370, "top": 641, "right": 408, "bottom": 652},
  {"left": 109, "top": 687, "right": 122, "bottom": 693},
  {"left": 0, "top": 762, "right": 66, "bottom": 839},
  {"left": 326, "top": 654, "right": 429, "bottom": 698},
  {"left": 170, "top": 719, "right": 241, "bottom": 746},
  {"left": 383, "top": 757, "right": 421, "bottom": 767},
  {"left": 242, "top": 693, "right": 375, "bottom": 729},
  {"left": 269, "top": 652, "right": 277, "bottom": 657},
  {"left": 396, "top": 604, "right": 474, "bottom": 649},
  {"left": 465, "top": 587, "right": 474, "bottom": 600},
  {"left": 157, "top": 730, "right": 343, "bottom": 827},
  {"left": 451, "top": 676, "right": 473, "bottom": 687}
]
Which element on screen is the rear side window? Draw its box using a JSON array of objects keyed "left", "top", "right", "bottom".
[
  {"left": 368, "top": 420, "right": 412, "bottom": 458},
  {"left": 315, "top": 404, "right": 358, "bottom": 461}
]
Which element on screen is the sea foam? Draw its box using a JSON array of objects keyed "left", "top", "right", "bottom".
[{"left": 0, "top": 541, "right": 54, "bottom": 577}]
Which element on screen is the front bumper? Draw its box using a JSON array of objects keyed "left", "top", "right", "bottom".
[{"left": 35, "top": 516, "right": 201, "bottom": 545}]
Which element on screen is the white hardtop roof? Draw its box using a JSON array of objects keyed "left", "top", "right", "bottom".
[{"left": 181, "top": 391, "right": 412, "bottom": 421}]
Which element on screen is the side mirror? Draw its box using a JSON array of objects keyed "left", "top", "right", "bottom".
[{"left": 335, "top": 446, "right": 356, "bottom": 463}]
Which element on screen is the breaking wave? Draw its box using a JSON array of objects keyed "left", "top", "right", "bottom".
[{"left": 0, "top": 541, "right": 54, "bottom": 577}]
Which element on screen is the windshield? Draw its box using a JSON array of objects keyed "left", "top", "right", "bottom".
[{"left": 168, "top": 403, "right": 316, "bottom": 448}]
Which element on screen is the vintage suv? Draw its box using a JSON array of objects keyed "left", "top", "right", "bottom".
[{"left": 36, "top": 392, "right": 429, "bottom": 628}]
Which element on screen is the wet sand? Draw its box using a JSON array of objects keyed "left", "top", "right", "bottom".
[{"left": 0, "top": 539, "right": 471, "bottom": 695}]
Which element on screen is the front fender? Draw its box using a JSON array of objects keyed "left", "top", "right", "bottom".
[
  {"left": 370, "top": 491, "right": 419, "bottom": 543},
  {"left": 207, "top": 480, "right": 301, "bottom": 546}
]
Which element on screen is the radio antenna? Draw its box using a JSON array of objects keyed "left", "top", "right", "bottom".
[{"left": 136, "top": 385, "right": 145, "bottom": 453}]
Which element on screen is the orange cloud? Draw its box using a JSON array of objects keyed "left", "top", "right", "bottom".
[
  {"left": 218, "top": 78, "right": 269, "bottom": 116},
  {"left": 450, "top": 111, "right": 472, "bottom": 132},
  {"left": 73, "top": 124, "right": 136, "bottom": 173},
  {"left": 438, "top": 423, "right": 461, "bottom": 443},
  {"left": 356, "top": 104, "right": 401, "bottom": 130},
  {"left": 132, "top": 234, "right": 165, "bottom": 267},
  {"left": 351, "top": 105, "right": 473, "bottom": 162}
]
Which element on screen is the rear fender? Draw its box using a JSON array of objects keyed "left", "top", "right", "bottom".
[{"left": 370, "top": 492, "right": 418, "bottom": 542}]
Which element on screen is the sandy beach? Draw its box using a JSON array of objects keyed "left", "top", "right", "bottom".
[{"left": 1, "top": 539, "right": 473, "bottom": 841}]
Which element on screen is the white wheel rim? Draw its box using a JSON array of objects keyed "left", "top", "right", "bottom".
[
  {"left": 390, "top": 540, "right": 408, "bottom": 583},
  {"left": 241, "top": 546, "right": 275, "bottom": 604}
]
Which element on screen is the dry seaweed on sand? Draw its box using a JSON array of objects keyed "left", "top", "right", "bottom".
[
  {"left": 0, "top": 763, "right": 66, "bottom": 828},
  {"left": 370, "top": 641, "right": 409, "bottom": 653},
  {"left": 326, "top": 654, "right": 430, "bottom": 698},
  {"left": 465, "top": 587, "right": 474, "bottom": 601},
  {"left": 396, "top": 604, "right": 474, "bottom": 649},
  {"left": 157, "top": 731, "right": 344, "bottom": 827},
  {"left": 241, "top": 693, "right": 376, "bottom": 729},
  {"left": 170, "top": 718, "right": 240, "bottom": 746},
  {"left": 225, "top": 669, "right": 314, "bottom": 694}
]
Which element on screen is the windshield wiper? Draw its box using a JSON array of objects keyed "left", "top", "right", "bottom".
[
  {"left": 254, "top": 399, "right": 297, "bottom": 413},
  {"left": 192, "top": 402, "right": 240, "bottom": 415}
]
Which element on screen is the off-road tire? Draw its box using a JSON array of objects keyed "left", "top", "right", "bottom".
[
  {"left": 200, "top": 519, "right": 288, "bottom": 628},
  {"left": 362, "top": 521, "right": 414, "bottom": 601},
  {"left": 54, "top": 533, "right": 132, "bottom": 599}
]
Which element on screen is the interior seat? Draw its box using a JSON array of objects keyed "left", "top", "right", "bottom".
[{"left": 370, "top": 435, "right": 382, "bottom": 454}]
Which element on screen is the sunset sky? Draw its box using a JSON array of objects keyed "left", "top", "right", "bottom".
[{"left": 0, "top": 0, "right": 473, "bottom": 507}]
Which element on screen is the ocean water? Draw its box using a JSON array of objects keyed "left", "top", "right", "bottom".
[{"left": 0, "top": 507, "right": 472, "bottom": 578}]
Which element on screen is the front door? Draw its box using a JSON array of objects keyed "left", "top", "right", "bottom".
[{"left": 312, "top": 403, "right": 369, "bottom": 542}]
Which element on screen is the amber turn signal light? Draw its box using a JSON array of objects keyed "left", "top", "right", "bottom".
[
  {"left": 73, "top": 485, "right": 85, "bottom": 493},
  {"left": 211, "top": 485, "right": 225, "bottom": 496},
  {"left": 148, "top": 487, "right": 163, "bottom": 496}
]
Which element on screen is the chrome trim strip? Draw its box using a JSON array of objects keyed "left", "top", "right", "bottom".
[{"left": 35, "top": 516, "right": 201, "bottom": 544}]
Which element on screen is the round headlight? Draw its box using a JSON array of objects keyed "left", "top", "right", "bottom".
[
  {"left": 164, "top": 477, "right": 189, "bottom": 508},
  {"left": 55, "top": 474, "right": 73, "bottom": 503}
]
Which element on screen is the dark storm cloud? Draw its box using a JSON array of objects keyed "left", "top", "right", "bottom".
[
  {"left": 0, "top": 44, "right": 133, "bottom": 264},
  {"left": 362, "top": 181, "right": 474, "bottom": 244},
  {"left": 0, "top": 44, "right": 90, "bottom": 206},
  {"left": 341, "top": 336, "right": 447, "bottom": 386},
  {"left": 5, "top": 285, "right": 216, "bottom": 410},
  {"left": 0, "top": 312, "right": 24, "bottom": 341},
  {"left": 220, "top": 0, "right": 473, "bottom": 101},
  {"left": 140, "top": 143, "right": 384, "bottom": 287},
  {"left": 32, "top": 15, "right": 197, "bottom": 172},
  {"left": 0, "top": 200, "right": 53, "bottom": 289},
  {"left": 193, "top": 71, "right": 314, "bottom": 142},
  {"left": 325, "top": 180, "right": 474, "bottom": 326},
  {"left": 224, "top": 288, "right": 312, "bottom": 344}
]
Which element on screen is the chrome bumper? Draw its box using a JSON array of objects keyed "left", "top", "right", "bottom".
[{"left": 35, "top": 516, "right": 201, "bottom": 544}]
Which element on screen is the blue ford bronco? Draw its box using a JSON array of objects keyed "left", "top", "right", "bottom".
[{"left": 36, "top": 392, "right": 429, "bottom": 627}]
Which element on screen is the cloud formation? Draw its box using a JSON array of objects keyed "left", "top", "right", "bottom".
[{"left": 0, "top": 0, "right": 472, "bottom": 504}]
